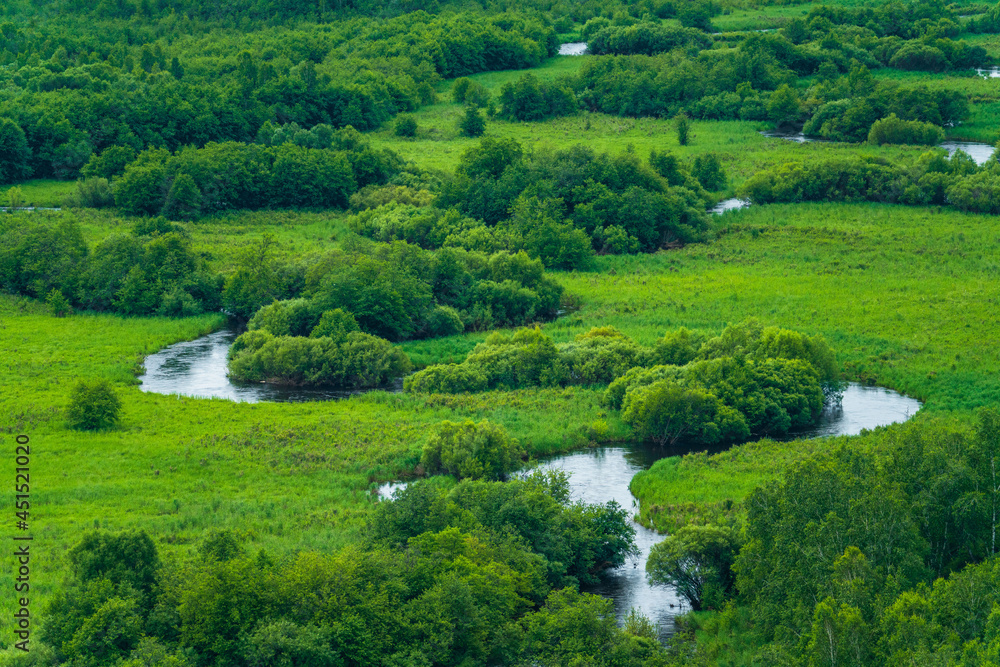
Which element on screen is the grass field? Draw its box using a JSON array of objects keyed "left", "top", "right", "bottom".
[{"left": 6, "top": 19, "right": 1000, "bottom": 654}]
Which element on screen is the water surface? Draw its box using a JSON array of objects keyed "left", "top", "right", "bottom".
[
  {"left": 138, "top": 328, "right": 402, "bottom": 402},
  {"left": 559, "top": 42, "right": 588, "bottom": 55},
  {"left": 760, "top": 129, "right": 996, "bottom": 165}
]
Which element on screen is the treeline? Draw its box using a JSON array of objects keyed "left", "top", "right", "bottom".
[
  {"left": 649, "top": 410, "right": 1000, "bottom": 664},
  {"left": 407, "top": 320, "right": 840, "bottom": 446},
  {"left": 108, "top": 126, "right": 402, "bottom": 217},
  {"left": 0, "top": 215, "right": 221, "bottom": 316},
  {"left": 742, "top": 148, "right": 1000, "bottom": 214},
  {"left": 0, "top": 10, "right": 556, "bottom": 181},
  {"left": 352, "top": 138, "right": 717, "bottom": 269},
  {"left": 29, "top": 470, "right": 670, "bottom": 666}
]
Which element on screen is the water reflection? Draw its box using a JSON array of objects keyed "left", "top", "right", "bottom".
[
  {"left": 538, "top": 446, "right": 684, "bottom": 642},
  {"left": 138, "top": 328, "right": 402, "bottom": 403},
  {"left": 559, "top": 42, "right": 588, "bottom": 55},
  {"left": 760, "top": 129, "right": 996, "bottom": 165},
  {"left": 535, "top": 382, "right": 920, "bottom": 638},
  {"left": 939, "top": 141, "right": 995, "bottom": 166},
  {"left": 711, "top": 198, "right": 751, "bottom": 214}
]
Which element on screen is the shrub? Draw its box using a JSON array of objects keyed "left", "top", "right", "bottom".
[
  {"left": 310, "top": 308, "right": 360, "bottom": 340},
  {"left": 655, "top": 327, "right": 705, "bottom": 366},
  {"left": 73, "top": 177, "right": 116, "bottom": 208},
  {"left": 558, "top": 327, "right": 654, "bottom": 385},
  {"left": 621, "top": 380, "right": 750, "bottom": 446},
  {"left": 676, "top": 113, "right": 690, "bottom": 146},
  {"left": 421, "top": 420, "right": 523, "bottom": 481},
  {"left": 227, "top": 332, "right": 411, "bottom": 388},
  {"left": 423, "top": 305, "right": 465, "bottom": 337},
  {"left": 459, "top": 106, "right": 486, "bottom": 137},
  {"left": 67, "top": 379, "right": 122, "bottom": 430},
  {"left": 394, "top": 115, "right": 417, "bottom": 138},
  {"left": 867, "top": 114, "right": 944, "bottom": 146},
  {"left": 604, "top": 365, "right": 685, "bottom": 411},
  {"left": 404, "top": 363, "right": 489, "bottom": 393},
  {"left": 248, "top": 299, "right": 317, "bottom": 337},
  {"left": 46, "top": 288, "right": 72, "bottom": 317}
]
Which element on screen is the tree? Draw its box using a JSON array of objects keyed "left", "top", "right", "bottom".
[
  {"left": 621, "top": 380, "right": 749, "bottom": 446},
  {"left": 46, "top": 288, "right": 72, "bottom": 316},
  {"left": 767, "top": 84, "right": 801, "bottom": 127},
  {"left": 647, "top": 524, "right": 739, "bottom": 610},
  {"left": 675, "top": 113, "right": 690, "bottom": 146},
  {"left": 222, "top": 234, "right": 280, "bottom": 319},
  {"left": 160, "top": 173, "right": 202, "bottom": 220},
  {"left": 459, "top": 105, "right": 486, "bottom": 137},
  {"left": 0, "top": 118, "right": 31, "bottom": 183},
  {"left": 67, "top": 379, "right": 122, "bottom": 430}
]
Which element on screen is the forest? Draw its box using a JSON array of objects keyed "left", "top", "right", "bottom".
[{"left": 4, "top": 0, "right": 1000, "bottom": 664}]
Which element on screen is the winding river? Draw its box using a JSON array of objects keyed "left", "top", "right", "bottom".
[{"left": 140, "top": 330, "right": 921, "bottom": 638}]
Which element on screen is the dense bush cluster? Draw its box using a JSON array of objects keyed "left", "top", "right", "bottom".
[
  {"left": 742, "top": 148, "right": 1000, "bottom": 213},
  {"left": 587, "top": 23, "right": 712, "bottom": 55},
  {"left": 0, "top": 215, "right": 221, "bottom": 316},
  {"left": 424, "top": 139, "right": 713, "bottom": 265},
  {"left": 35, "top": 474, "right": 663, "bottom": 666},
  {"left": 223, "top": 237, "right": 548, "bottom": 347},
  {"left": 227, "top": 328, "right": 412, "bottom": 389},
  {"left": 408, "top": 320, "right": 838, "bottom": 446},
  {"left": 112, "top": 128, "right": 403, "bottom": 218},
  {"left": 405, "top": 326, "right": 658, "bottom": 394}
]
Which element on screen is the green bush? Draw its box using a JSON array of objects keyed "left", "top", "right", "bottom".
[
  {"left": 867, "top": 114, "right": 944, "bottom": 146},
  {"left": 394, "top": 114, "right": 417, "bottom": 138},
  {"left": 227, "top": 332, "right": 411, "bottom": 388},
  {"left": 459, "top": 105, "right": 486, "bottom": 137},
  {"left": 67, "top": 379, "right": 122, "bottom": 431},
  {"left": 73, "top": 177, "right": 116, "bottom": 208},
  {"left": 404, "top": 363, "right": 489, "bottom": 393},
  {"left": 621, "top": 380, "right": 750, "bottom": 446},
  {"left": 310, "top": 308, "right": 360, "bottom": 340},
  {"left": 421, "top": 420, "right": 523, "bottom": 481}
]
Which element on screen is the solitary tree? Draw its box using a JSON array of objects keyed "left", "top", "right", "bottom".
[
  {"left": 459, "top": 105, "right": 486, "bottom": 138},
  {"left": 675, "top": 113, "right": 690, "bottom": 146}
]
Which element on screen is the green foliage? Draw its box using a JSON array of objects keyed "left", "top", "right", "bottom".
[
  {"left": 310, "top": 308, "right": 361, "bottom": 341},
  {"left": 420, "top": 419, "right": 523, "bottom": 480},
  {"left": 0, "top": 117, "right": 32, "bottom": 183},
  {"left": 497, "top": 73, "right": 577, "bottom": 122},
  {"left": 72, "top": 177, "right": 115, "bottom": 208},
  {"left": 227, "top": 331, "right": 412, "bottom": 388},
  {"left": 622, "top": 380, "right": 750, "bottom": 447},
  {"left": 868, "top": 113, "right": 945, "bottom": 146},
  {"left": 46, "top": 288, "right": 72, "bottom": 317},
  {"left": 647, "top": 524, "right": 739, "bottom": 611},
  {"left": 393, "top": 114, "right": 417, "bottom": 138},
  {"left": 676, "top": 113, "right": 690, "bottom": 146},
  {"left": 66, "top": 379, "right": 121, "bottom": 431},
  {"left": 588, "top": 22, "right": 712, "bottom": 55},
  {"left": 458, "top": 105, "right": 486, "bottom": 137}
]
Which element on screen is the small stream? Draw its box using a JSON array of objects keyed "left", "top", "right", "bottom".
[{"left": 761, "top": 129, "right": 996, "bottom": 165}]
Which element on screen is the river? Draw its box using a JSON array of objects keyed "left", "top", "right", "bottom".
[
  {"left": 141, "top": 329, "right": 921, "bottom": 639},
  {"left": 761, "top": 129, "right": 996, "bottom": 165}
]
